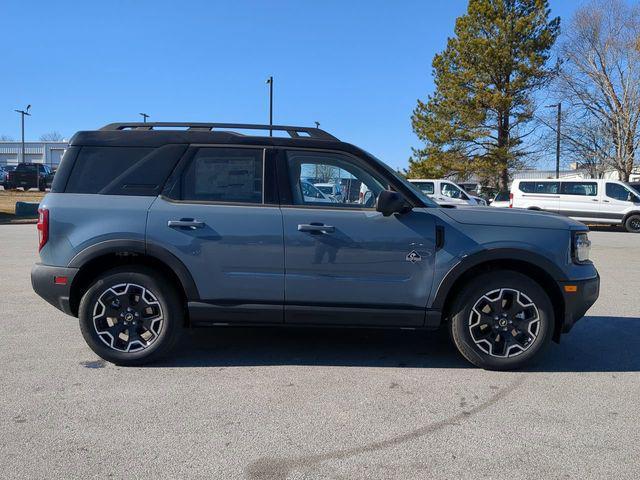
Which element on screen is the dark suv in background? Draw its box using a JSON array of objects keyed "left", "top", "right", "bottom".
[
  {"left": 31, "top": 122, "right": 599, "bottom": 369},
  {"left": 4, "top": 163, "right": 51, "bottom": 191}
]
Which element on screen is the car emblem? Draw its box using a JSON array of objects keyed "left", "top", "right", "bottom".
[{"left": 406, "top": 250, "right": 422, "bottom": 263}]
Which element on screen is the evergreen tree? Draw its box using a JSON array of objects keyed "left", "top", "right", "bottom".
[{"left": 409, "top": 0, "right": 560, "bottom": 189}]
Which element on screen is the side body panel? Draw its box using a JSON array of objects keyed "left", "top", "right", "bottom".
[{"left": 38, "top": 193, "right": 155, "bottom": 267}]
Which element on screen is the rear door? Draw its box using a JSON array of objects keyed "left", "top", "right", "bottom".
[
  {"left": 146, "top": 146, "right": 284, "bottom": 323},
  {"left": 558, "top": 181, "right": 600, "bottom": 220},
  {"left": 279, "top": 149, "right": 436, "bottom": 326}
]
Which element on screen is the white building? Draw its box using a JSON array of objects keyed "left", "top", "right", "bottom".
[{"left": 0, "top": 141, "right": 68, "bottom": 167}]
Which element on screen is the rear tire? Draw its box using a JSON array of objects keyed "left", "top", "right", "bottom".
[
  {"left": 624, "top": 214, "right": 640, "bottom": 233},
  {"left": 78, "top": 266, "right": 183, "bottom": 366},
  {"left": 449, "top": 271, "right": 553, "bottom": 370}
]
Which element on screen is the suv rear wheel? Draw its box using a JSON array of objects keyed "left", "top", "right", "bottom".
[
  {"left": 78, "top": 266, "right": 183, "bottom": 366},
  {"left": 449, "top": 271, "right": 553, "bottom": 370}
]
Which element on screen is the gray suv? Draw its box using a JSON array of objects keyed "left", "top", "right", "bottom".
[{"left": 31, "top": 122, "right": 600, "bottom": 370}]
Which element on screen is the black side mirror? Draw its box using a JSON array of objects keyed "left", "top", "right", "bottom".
[{"left": 376, "top": 190, "right": 411, "bottom": 216}]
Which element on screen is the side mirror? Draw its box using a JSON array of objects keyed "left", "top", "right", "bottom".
[{"left": 376, "top": 190, "right": 411, "bottom": 217}]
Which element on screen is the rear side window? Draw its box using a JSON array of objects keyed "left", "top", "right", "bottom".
[
  {"left": 64, "top": 145, "right": 186, "bottom": 195},
  {"left": 180, "top": 148, "right": 264, "bottom": 204},
  {"left": 560, "top": 182, "right": 597, "bottom": 196},
  {"left": 519, "top": 181, "right": 559, "bottom": 194},
  {"left": 412, "top": 181, "right": 434, "bottom": 195}
]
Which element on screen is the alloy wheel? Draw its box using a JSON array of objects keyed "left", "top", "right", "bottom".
[
  {"left": 92, "top": 283, "right": 164, "bottom": 353},
  {"left": 468, "top": 288, "right": 540, "bottom": 358}
]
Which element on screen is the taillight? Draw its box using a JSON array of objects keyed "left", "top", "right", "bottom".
[
  {"left": 37, "top": 208, "right": 49, "bottom": 251},
  {"left": 509, "top": 193, "right": 513, "bottom": 208}
]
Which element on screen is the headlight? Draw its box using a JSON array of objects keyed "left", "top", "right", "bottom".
[{"left": 573, "top": 232, "right": 591, "bottom": 263}]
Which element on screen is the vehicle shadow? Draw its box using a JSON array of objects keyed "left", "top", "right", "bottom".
[{"left": 152, "top": 316, "right": 640, "bottom": 372}]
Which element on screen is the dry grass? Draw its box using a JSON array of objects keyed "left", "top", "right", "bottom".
[{"left": 0, "top": 190, "right": 46, "bottom": 216}]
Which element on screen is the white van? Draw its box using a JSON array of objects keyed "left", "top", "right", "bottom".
[
  {"left": 408, "top": 179, "right": 479, "bottom": 206},
  {"left": 510, "top": 179, "right": 640, "bottom": 232}
]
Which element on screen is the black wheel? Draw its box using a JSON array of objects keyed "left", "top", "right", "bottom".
[
  {"left": 449, "top": 271, "right": 553, "bottom": 370},
  {"left": 78, "top": 266, "right": 183, "bottom": 366},
  {"left": 624, "top": 214, "right": 640, "bottom": 233}
]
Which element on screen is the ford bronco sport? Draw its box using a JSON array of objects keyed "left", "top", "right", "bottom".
[{"left": 31, "top": 122, "right": 600, "bottom": 370}]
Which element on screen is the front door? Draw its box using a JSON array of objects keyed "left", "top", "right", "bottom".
[
  {"left": 146, "top": 146, "right": 284, "bottom": 323},
  {"left": 279, "top": 149, "right": 436, "bottom": 326},
  {"left": 601, "top": 182, "right": 639, "bottom": 223}
]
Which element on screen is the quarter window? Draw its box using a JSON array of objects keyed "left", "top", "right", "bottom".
[
  {"left": 180, "top": 148, "right": 263, "bottom": 203},
  {"left": 286, "top": 150, "right": 386, "bottom": 208},
  {"left": 519, "top": 181, "right": 559, "bottom": 194},
  {"left": 560, "top": 182, "right": 597, "bottom": 196}
]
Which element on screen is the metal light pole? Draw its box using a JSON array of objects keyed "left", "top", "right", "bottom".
[
  {"left": 266, "top": 76, "right": 273, "bottom": 136},
  {"left": 14, "top": 105, "right": 31, "bottom": 164},
  {"left": 314, "top": 121, "right": 320, "bottom": 129},
  {"left": 546, "top": 103, "right": 561, "bottom": 179},
  {"left": 139, "top": 113, "right": 150, "bottom": 123}
]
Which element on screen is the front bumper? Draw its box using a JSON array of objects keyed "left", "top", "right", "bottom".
[
  {"left": 31, "top": 263, "right": 79, "bottom": 316},
  {"left": 559, "top": 274, "right": 600, "bottom": 334}
]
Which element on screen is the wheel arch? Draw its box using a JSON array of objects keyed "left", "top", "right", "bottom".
[
  {"left": 67, "top": 240, "right": 199, "bottom": 318},
  {"left": 433, "top": 249, "right": 566, "bottom": 342},
  {"left": 622, "top": 210, "right": 640, "bottom": 223}
]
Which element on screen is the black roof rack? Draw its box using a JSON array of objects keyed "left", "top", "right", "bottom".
[{"left": 100, "top": 122, "right": 338, "bottom": 141}]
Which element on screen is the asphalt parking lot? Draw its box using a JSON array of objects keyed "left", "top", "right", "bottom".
[{"left": 1, "top": 224, "right": 639, "bottom": 479}]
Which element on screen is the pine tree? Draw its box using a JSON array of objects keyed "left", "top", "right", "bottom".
[{"left": 409, "top": 0, "right": 560, "bottom": 189}]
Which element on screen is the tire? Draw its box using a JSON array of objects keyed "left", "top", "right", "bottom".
[
  {"left": 449, "top": 270, "right": 553, "bottom": 370},
  {"left": 78, "top": 266, "right": 183, "bottom": 366},
  {"left": 624, "top": 214, "right": 640, "bottom": 233}
]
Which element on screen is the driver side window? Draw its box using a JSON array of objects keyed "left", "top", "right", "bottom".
[{"left": 286, "top": 150, "right": 386, "bottom": 208}]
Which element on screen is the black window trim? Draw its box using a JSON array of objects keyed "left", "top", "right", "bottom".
[{"left": 160, "top": 144, "right": 275, "bottom": 207}]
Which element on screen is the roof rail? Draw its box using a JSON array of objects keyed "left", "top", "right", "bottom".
[{"left": 99, "top": 122, "right": 338, "bottom": 141}]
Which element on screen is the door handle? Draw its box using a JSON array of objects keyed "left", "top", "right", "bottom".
[
  {"left": 168, "top": 219, "right": 205, "bottom": 229},
  {"left": 298, "top": 223, "right": 335, "bottom": 233},
  {"left": 603, "top": 199, "right": 610, "bottom": 203},
  {"left": 592, "top": 198, "right": 599, "bottom": 202}
]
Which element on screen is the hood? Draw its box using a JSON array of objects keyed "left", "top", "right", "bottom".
[{"left": 439, "top": 206, "right": 587, "bottom": 230}]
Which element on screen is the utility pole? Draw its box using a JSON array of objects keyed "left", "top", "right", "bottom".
[
  {"left": 14, "top": 105, "right": 31, "bottom": 164},
  {"left": 139, "top": 113, "right": 150, "bottom": 123},
  {"left": 266, "top": 76, "right": 273, "bottom": 136},
  {"left": 546, "top": 103, "right": 561, "bottom": 179}
]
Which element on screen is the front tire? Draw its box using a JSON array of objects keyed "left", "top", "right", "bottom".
[
  {"left": 449, "top": 271, "right": 553, "bottom": 370},
  {"left": 78, "top": 266, "right": 183, "bottom": 366},
  {"left": 624, "top": 214, "right": 640, "bottom": 233}
]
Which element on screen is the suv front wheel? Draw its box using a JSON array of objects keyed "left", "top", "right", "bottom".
[
  {"left": 78, "top": 266, "right": 183, "bottom": 366},
  {"left": 449, "top": 271, "right": 553, "bottom": 370}
]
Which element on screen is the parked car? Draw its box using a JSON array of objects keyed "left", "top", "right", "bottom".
[
  {"left": 32, "top": 122, "right": 599, "bottom": 370},
  {"left": 408, "top": 179, "right": 479, "bottom": 206},
  {"left": 301, "top": 180, "right": 336, "bottom": 203},
  {"left": 45, "top": 167, "right": 57, "bottom": 190},
  {"left": 5, "top": 163, "right": 51, "bottom": 191},
  {"left": 511, "top": 179, "right": 640, "bottom": 232},
  {"left": 314, "top": 182, "right": 343, "bottom": 202},
  {"left": 490, "top": 191, "right": 511, "bottom": 208}
]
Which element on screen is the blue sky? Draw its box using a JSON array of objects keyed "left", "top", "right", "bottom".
[{"left": 2, "top": 0, "right": 578, "bottom": 170}]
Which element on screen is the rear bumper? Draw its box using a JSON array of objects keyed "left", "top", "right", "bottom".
[
  {"left": 559, "top": 274, "right": 600, "bottom": 334},
  {"left": 31, "top": 263, "right": 79, "bottom": 316}
]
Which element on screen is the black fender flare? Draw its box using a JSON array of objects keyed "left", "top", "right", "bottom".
[
  {"left": 431, "top": 248, "right": 567, "bottom": 312},
  {"left": 67, "top": 239, "right": 200, "bottom": 300}
]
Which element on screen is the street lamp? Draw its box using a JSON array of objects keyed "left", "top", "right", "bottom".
[
  {"left": 14, "top": 105, "right": 31, "bottom": 164},
  {"left": 139, "top": 113, "right": 150, "bottom": 123},
  {"left": 314, "top": 121, "right": 320, "bottom": 129},
  {"left": 546, "top": 103, "right": 561, "bottom": 179},
  {"left": 266, "top": 76, "right": 273, "bottom": 136}
]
